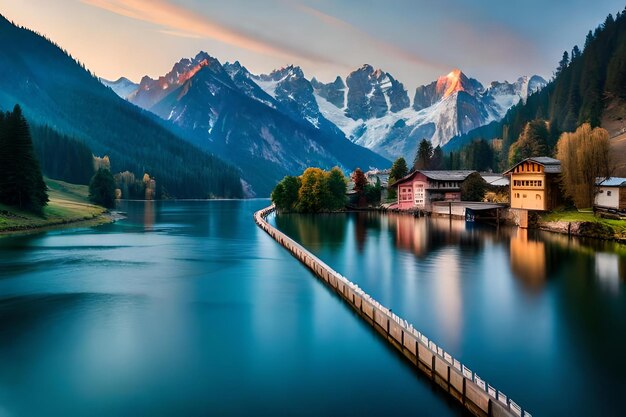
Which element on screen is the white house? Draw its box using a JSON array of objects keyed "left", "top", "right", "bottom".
[{"left": 595, "top": 177, "right": 626, "bottom": 211}]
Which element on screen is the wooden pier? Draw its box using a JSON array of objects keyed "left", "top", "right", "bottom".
[{"left": 254, "top": 206, "right": 530, "bottom": 417}]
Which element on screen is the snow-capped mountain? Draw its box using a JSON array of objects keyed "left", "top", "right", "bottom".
[
  {"left": 101, "top": 53, "right": 546, "bottom": 190},
  {"left": 101, "top": 52, "right": 388, "bottom": 196},
  {"left": 311, "top": 68, "right": 547, "bottom": 160},
  {"left": 100, "top": 77, "right": 139, "bottom": 100}
]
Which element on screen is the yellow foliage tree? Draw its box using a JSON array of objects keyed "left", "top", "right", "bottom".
[{"left": 556, "top": 123, "right": 612, "bottom": 208}]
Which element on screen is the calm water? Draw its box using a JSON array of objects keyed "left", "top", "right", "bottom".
[
  {"left": 0, "top": 201, "right": 464, "bottom": 417},
  {"left": 273, "top": 211, "right": 626, "bottom": 417}
]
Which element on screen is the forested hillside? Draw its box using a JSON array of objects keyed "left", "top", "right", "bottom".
[
  {"left": 30, "top": 125, "right": 94, "bottom": 185},
  {"left": 0, "top": 14, "right": 243, "bottom": 199},
  {"left": 445, "top": 7, "right": 626, "bottom": 171}
]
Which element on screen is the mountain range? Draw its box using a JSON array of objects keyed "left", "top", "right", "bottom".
[
  {"left": 104, "top": 53, "right": 389, "bottom": 195},
  {"left": 0, "top": 15, "right": 243, "bottom": 198},
  {"left": 105, "top": 57, "right": 546, "bottom": 170}
]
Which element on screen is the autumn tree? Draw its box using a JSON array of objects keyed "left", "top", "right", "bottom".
[
  {"left": 351, "top": 168, "right": 368, "bottom": 207},
  {"left": 556, "top": 123, "right": 611, "bottom": 208},
  {"left": 93, "top": 155, "right": 111, "bottom": 171},
  {"left": 271, "top": 168, "right": 347, "bottom": 213},
  {"left": 297, "top": 168, "right": 331, "bottom": 213}
]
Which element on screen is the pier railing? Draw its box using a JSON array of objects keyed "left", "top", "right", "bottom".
[{"left": 255, "top": 206, "right": 532, "bottom": 417}]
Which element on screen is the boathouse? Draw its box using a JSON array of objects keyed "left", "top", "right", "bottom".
[
  {"left": 391, "top": 170, "right": 476, "bottom": 210},
  {"left": 595, "top": 177, "right": 626, "bottom": 211},
  {"left": 503, "top": 157, "right": 561, "bottom": 211}
]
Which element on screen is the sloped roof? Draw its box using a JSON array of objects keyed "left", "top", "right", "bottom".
[
  {"left": 390, "top": 170, "right": 476, "bottom": 187},
  {"left": 480, "top": 173, "right": 509, "bottom": 187},
  {"left": 597, "top": 177, "right": 626, "bottom": 187},
  {"left": 419, "top": 170, "right": 476, "bottom": 181},
  {"left": 503, "top": 157, "right": 562, "bottom": 175}
]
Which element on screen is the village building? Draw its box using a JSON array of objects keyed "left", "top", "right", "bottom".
[
  {"left": 391, "top": 170, "right": 476, "bottom": 210},
  {"left": 503, "top": 157, "right": 562, "bottom": 212},
  {"left": 595, "top": 177, "right": 626, "bottom": 211},
  {"left": 480, "top": 173, "right": 509, "bottom": 188}
]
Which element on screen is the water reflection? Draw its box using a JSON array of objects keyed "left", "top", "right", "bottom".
[
  {"left": 432, "top": 248, "right": 462, "bottom": 346},
  {"left": 144, "top": 200, "right": 155, "bottom": 230},
  {"left": 595, "top": 252, "right": 621, "bottom": 294},
  {"left": 509, "top": 229, "right": 546, "bottom": 290},
  {"left": 388, "top": 214, "right": 488, "bottom": 257},
  {"left": 273, "top": 211, "right": 626, "bottom": 416},
  {"left": 0, "top": 201, "right": 466, "bottom": 417}
]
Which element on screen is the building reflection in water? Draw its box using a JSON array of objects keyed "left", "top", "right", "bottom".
[
  {"left": 595, "top": 252, "right": 621, "bottom": 294},
  {"left": 144, "top": 200, "right": 154, "bottom": 230},
  {"left": 433, "top": 248, "right": 462, "bottom": 348},
  {"left": 509, "top": 228, "right": 546, "bottom": 290}
]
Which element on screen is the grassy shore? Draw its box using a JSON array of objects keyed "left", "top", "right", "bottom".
[
  {"left": 0, "top": 178, "right": 110, "bottom": 234},
  {"left": 539, "top": 210, "right": 626, "bottom": 241}
]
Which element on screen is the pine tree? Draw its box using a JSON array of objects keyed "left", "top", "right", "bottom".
[
  {"left": 89, "top": 168, "right": 116, "bottom": 208},
  {"left": 0, "top": 105, "right": 48, "bottom": 213},
  {"left": 389, "top": 157, "right": 408, "bottom": 184},
  {"left": 431, "top": 145, "right": 444, "bottom": 170},
  {"left": 326, "top": 167, "right": 347, "bottom": 210},
  {"left": 413, "top": 138, "right": 434, "bottom": 170},
  {"left": 555, "top": 51, "right": 569, "bottom": 77}
]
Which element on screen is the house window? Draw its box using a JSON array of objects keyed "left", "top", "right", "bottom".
[
  {"left": 536, "top": 194, "right": 541, "bottom": 200},
  {"left": 523, "top": 194, "right": 527, "bottom": 198},
  {"left": 607, "top": 191, "right": 612, "bottom": 196}
]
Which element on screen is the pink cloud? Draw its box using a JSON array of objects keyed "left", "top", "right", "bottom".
[{"left": 80, "top": 0, "right": 340, "bottom": 66}]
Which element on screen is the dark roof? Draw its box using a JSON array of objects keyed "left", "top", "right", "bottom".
[
  {"left": 419, "top": 170, "right": 476, "bottom": 181},
  {"left": 390, "top": 170, "right": 476, "bottom": 187},
  {"left": 503, "top": 157, "right": 561, "bottom": 175},
  {"left": 597, "top": 177, "right": 626, "bottom": 187}
]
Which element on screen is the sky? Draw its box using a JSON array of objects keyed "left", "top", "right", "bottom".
[{"left": 1, "top": 0, "right": 624, "bottom": 89}]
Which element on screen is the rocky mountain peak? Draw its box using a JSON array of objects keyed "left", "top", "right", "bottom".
[{"left": 345, "top": 64, "right": 409, "bottom": 120}]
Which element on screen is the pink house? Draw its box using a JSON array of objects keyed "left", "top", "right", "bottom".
[{"left": 391, "top": 170, "right": 476, "bottom": 210}]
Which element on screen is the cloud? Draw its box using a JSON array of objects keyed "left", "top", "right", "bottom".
[
  {"left": 158, "top": 30, "right": 202, "bottom": 40},
  {"left": 286, "top": 1, "right": 449, "bottom": 71},
  {"left": 80, "top": 0, "right": 340, "bottom": 66}
]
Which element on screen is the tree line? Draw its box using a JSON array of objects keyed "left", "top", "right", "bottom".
[
  {"left": 30, "top": 124, "right": 94, "bottom": 185},
  {"left": 271, "top": 167, "right": 347, "bottom": 212},
  {"left": 446, "top": 8, "right": 626, "bottom": 172},
  {"left": 0, "top": 105, "right": 48, "bottom": 213},
  {"left": 0, "top": 15, "right": 244, "bottom": 199}
]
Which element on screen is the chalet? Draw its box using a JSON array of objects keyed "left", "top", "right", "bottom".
[
  {"left": 503, "top": 157, "right": 561, "bottom": 212},
  {"left": 595, "top": 177, "right": 626, "bottom": 211},
  {"left": 391, "top": 170, "right": 475, "bottom": 210}
]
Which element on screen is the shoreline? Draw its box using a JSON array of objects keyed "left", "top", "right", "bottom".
[
  {"left": 537, "top": 220, "right": 626, "bottom": 243},
  {"left": 0, "top": 211, "right": 124, "bottom": 237}
]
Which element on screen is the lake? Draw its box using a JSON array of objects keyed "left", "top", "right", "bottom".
[
  {"left": 273, "top": 211, "right": 626, "bottom": 417},
  {"left": 0, "top": 201, "right": 463, "bottom": 417}
]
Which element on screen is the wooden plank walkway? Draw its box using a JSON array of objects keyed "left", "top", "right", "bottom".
[{"left": 254, "top": 206, "right": 531, "bottom": 417}]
